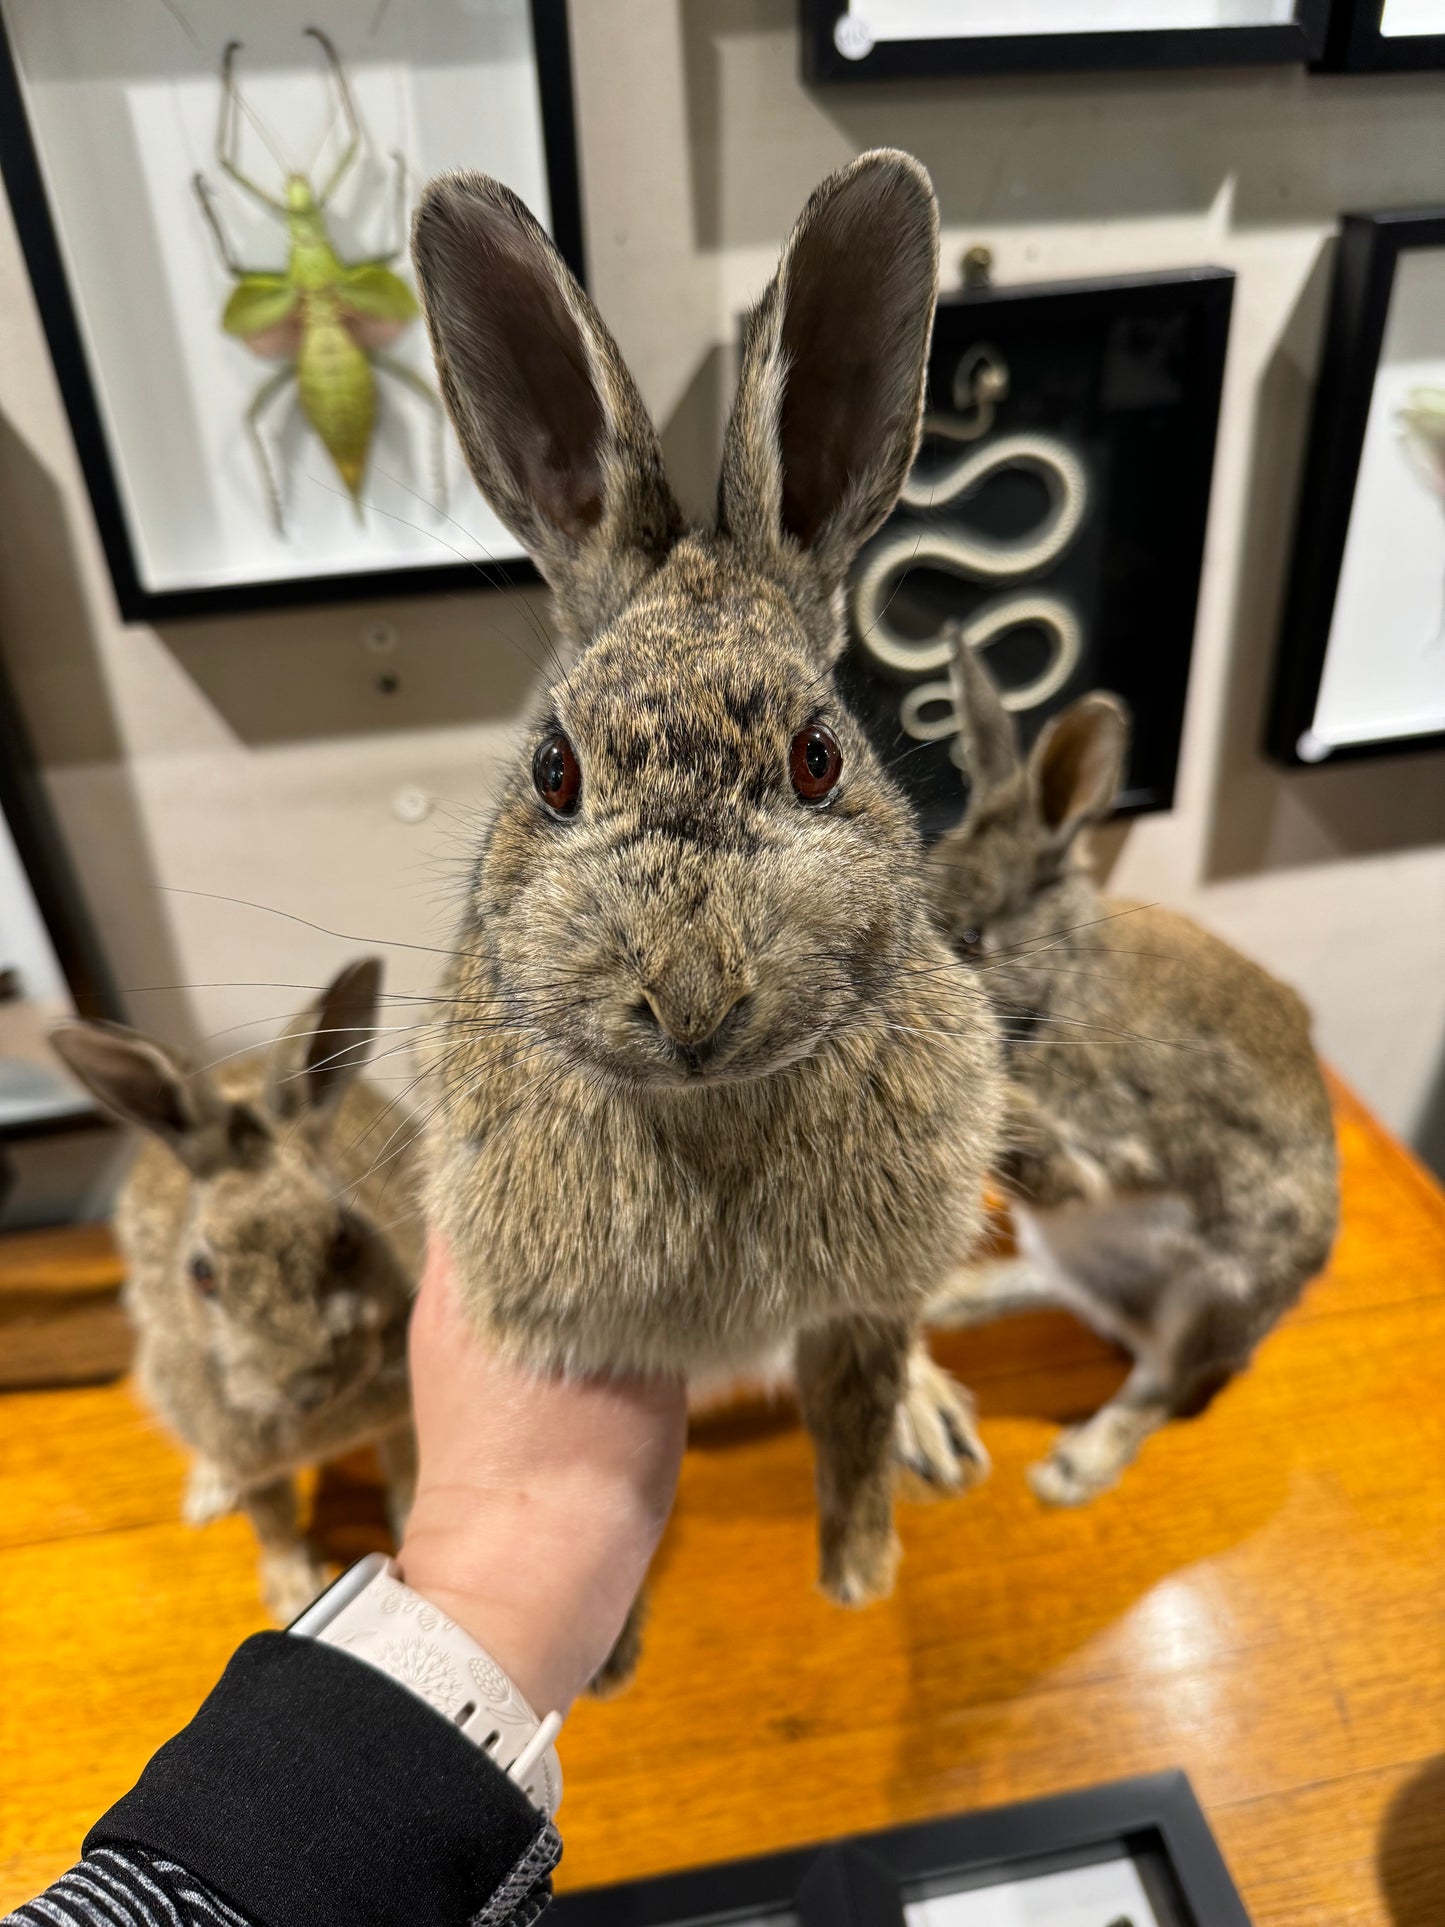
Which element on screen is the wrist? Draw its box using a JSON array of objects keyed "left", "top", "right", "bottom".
[{"left": 399, "top": 1475, "right": 656, "bottom": 1714}]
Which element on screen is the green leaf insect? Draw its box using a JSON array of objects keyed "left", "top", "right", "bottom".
[{"left": 192, "top": 27, "right": 442, "bottom": 532}]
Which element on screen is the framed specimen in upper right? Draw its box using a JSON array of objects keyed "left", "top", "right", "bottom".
[
  {"left": 801, "top": 2, "right": 1329, "bottom": 81},
  {"left": 1317, "top": 0, "right": 1445, "bottom": 70},
  {"left": 1268, "top": 208, "right": 1445, "bottom": 767}
]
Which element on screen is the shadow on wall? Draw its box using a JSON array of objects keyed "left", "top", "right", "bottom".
[
  {"left": 1412, "top": 1056, "right": 1445, "bottom": 1182},
  {"left": 682, "top": 1, "right": 1445, "bottom": 251},
  {"left": 1203, "top": 241, "right": 1445, "bottom": 880},
  {"left": 0, "top": 411, "right": 184, "bottom": 1030},
  {"left": 658, "top": 341, "right": 734, "bottom": 527},
  {"left": 153, "top": 580, "right": 555, "bottom": 750}
]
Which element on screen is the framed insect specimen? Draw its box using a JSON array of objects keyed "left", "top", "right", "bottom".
[
  {"left": 1317, "top": 0, "right": 1445, "bottom": 70},
  {"left": 836, "top": 266, "right": 1233, "bottom": 838},
  {"left": 551, "top": 1772, "right": 1252, "bottom": 1925},
  {"left": 801, "top": 2, "right": 1329, "bottom": 82},
  {"left": 1268, "top": 208, "right": 1445, "bottom": 766},
  {"left": 0, "top": 1, "right": 584, "bottom": 621}
]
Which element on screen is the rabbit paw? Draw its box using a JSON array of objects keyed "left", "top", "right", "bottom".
[
  {"left": 1027, "top": 1432, "right": 1117, "bottom": 1508},
  {"left": 588, "top": 1598, "right": 646, "bottom": 1697},
  {"left": 182, "top": 1460, "right": 239, "bottom": 1526},
  {"left": 260, "top": 1547, "right": 330, "bottom": 1624},
  {"left": 893, "top": 1352, "right": 990, "bottom": 1496},
  {"left": 820, "top": 1528, "right": 900, "bottom": 1609}
]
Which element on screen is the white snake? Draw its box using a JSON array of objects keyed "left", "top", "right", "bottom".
[{"left": 851, "top": 425, "right": 1090, "bottom": 763}]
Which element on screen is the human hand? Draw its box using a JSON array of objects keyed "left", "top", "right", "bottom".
[{"left": 398, "top": 1240, "right": 688, "bottom": 1715}]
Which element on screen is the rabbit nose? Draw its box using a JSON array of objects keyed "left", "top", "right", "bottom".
[{"left": 638, "top": 984, "right": 751, "bottom": 1056}]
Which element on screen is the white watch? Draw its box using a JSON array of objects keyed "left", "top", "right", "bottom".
[{"left": 290, "top": 1553, "right": 563, "bottom": 1816}]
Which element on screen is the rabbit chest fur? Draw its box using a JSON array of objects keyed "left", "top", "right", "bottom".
[{"left": 426, "top": 548, "right": 1001, "bottom": 1380}]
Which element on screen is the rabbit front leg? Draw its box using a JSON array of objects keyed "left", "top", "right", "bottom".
[
  {"left": 241, "top": 1476, "right": 328, "bottom": 1622},
  {"left": 796, "top": 1317, "right": 911, "bottom": 1606},
  {"left": 1000, "top": 1084, "right": 1108, "bottom": 1208},
  {"left": 182, "top": 1456, "right": 239, "bottom": 1526},
  {"left": 589, "top": 1588, "right": 648, "bottom": 1697}
]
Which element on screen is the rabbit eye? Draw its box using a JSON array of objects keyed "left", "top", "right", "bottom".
[
  {"left": 959, "top": 927, "right": 984, "bottom": 956},
  {"left": 188, "top": 1253, "right": 217, "bottom": 1298},
  {"left": 790, "top": 723, "right": 843, "bottom": 803},
  {"left": 533, "top": 732, "right": 581, "bottom": 815},
  {"left": 327, "top": 1226, "right": 361, "bottom": 1273}
]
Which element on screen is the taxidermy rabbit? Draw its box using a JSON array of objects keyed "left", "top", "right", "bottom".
[
  {"left": 925, "top": 640, "right": 1339, "bottom": 1505},
  {"left": 408, "top": 150, "right": 1005, "bottom": 1632},
  {"left": 50, "top": 961, "right": 422, "bottom": 1619}
]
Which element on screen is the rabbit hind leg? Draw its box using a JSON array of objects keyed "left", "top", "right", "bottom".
[
  {"left": 242, "top": 1475, "right": 329, "bottom": 1622},
  {"left": 1028, "top": 1242, "right": 1253, "bottom": 1508},
  {"left": 925, "top": 1253, "right": 1062, "bottom": 1330},
  {"left": 892, "top": 1340, "right": 990, "bottom": 1495}
]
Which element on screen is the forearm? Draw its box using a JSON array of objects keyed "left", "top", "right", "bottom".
[{"left": 6, "top": 1633, "right": 558, "bottom": 1927}]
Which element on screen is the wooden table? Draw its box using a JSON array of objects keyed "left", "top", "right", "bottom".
[{"left": 1, "top": 1076, "right": 1441, "bottom": 1924}]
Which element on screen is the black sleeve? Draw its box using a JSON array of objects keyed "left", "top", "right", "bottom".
[{"left": 7, "top": 1633, "right": 559, "bottom": 1927}]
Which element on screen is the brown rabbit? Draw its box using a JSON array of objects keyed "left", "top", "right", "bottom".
[
  {"left": 408, "top": 152, "right": 1005, "bottom": 1631},
  {"left": 50, "top": 961, "right": 422, "bottom": 1619},
  {"left": 926, "top": 640, "right": 1339, "bottom": 1504}
]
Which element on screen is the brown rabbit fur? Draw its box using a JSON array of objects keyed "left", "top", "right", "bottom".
[
  {"left": 926, "top": 642, "right": 1339, "bottom": 1504},
  {"left": 409, "top": 152, "right": 1004, "bottom": 1628},
  {"left": 50, "top": 962, "right": 422, "bottom": 1619}
]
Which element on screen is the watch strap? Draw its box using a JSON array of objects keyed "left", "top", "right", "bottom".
[{"left": 293, "top": 1554, "right": 563, "bottom": 1815}]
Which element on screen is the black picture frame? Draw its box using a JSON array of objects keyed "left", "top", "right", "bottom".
[
  {"left": 801, "top": 1, "right": 1329, "bottom": 82},
  {"left": 551, "top": 1771, "right": 1250, "bottom": 1925},
  {"left": 0, "top": 0, "right": 584, "bottom": 625},
  {"left": 1267, "top": 207, "right": 1445, "bottom": 767},
  {"left": 837, "top": 266, "right": 1233, "bottom": 837},
  {"left": 0, "top": 648, "right": 121, "bottom": 1155},
  {"left": 1317, "top": 0, "right": 1445, "bottom": 70}
]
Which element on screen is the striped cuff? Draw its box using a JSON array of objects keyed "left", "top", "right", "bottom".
[{"left": 3, "top": 1845, "right": 254, "bottom": 1926}]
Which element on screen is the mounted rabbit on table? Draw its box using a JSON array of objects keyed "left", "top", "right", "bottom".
[
  {"left": 52, "top": 961, "right": 422, "bottom": 1619},
  {"left": 926, "top": 640, "right": 1339, "bottom": 1505}
]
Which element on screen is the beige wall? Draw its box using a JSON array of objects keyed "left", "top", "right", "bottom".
[{"left": 1, "top": 2, "right": 1443, "bottom": 1164}]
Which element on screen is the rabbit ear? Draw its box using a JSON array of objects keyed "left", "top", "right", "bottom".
[
  {"left": 49, "top": 1021, "right": 263, "bottom": 1176},
  {"left": 950, "top": 634, "right": 1023, "bottom": 802},
  {"left": 266, "top": 957, "right": 382, "bottom": 1123},
  {"left": 411, "top": 174, "right": 682, "bottom": 643},
  {"left": 718, "top": 150, "right": 938, "bottom": 628},
  {"left": 1028, "top": 694, "right": 1130, "bottom": 848}
]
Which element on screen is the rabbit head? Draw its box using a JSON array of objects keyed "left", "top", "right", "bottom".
[
  {"left": 51, "top": 961, "right": 410, "bottom": 1416},
  {"left": 929, "top": 638, "right": 1130, "bottom": 964},
  {"left": 410, "top": 152, "right": 942, "bottom": 1088}
]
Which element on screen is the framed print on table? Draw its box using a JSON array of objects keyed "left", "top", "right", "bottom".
[
  {"left": 1317, "top": 0, "right": 1445, "bottom": 70},
  {"left": 1267, "top": 209, "right": 1445, "bottom": 766},
  {"left": 551, "top": 1772, "right": 1252, "bottom": 1925},
  {"left": 0, "top": 0, "right": 583, "bottom": 623},
  {"left": 801, "top": 2, "right": 1330, "bottom": 82},
  {"left": 835, "top": 266, "right": 1233, "bottom": 838}
]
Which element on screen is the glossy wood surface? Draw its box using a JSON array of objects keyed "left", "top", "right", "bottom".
[
  {"left": 1, "top": 1076, "right": 1441, "bottom": 1923},
  {"left": 0, "top": 1220, "right": 128, "bottom": 1390}
]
